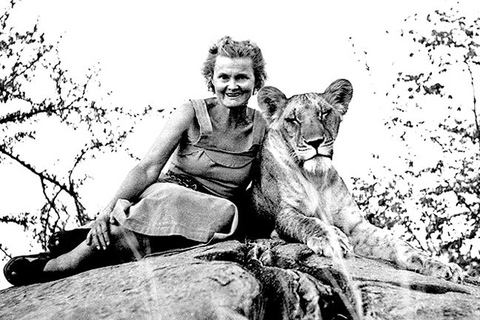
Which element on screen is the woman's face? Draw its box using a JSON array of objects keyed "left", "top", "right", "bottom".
[{"left": 212, "top": 56, "right": 255, "bottom": 108}]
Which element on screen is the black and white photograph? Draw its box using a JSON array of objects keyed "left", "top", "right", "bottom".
[{"left": 0, "top": 0, "right": 479, "bottom": 319}]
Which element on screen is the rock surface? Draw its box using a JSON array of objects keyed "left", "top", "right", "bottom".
[{"left": 1, "top": 239, "right": 479, "bottom": 320}]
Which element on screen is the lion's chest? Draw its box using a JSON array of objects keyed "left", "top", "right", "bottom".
[
  {"left": 259, "top": 147, "right": 335, "bottom": 223},
  {"left": 283, "top": 171, "right": 334, "bottom": 222}
]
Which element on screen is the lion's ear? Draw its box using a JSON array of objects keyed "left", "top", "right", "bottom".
[
  {"left": 257, "top": 86, "right": 288, "bottom": 124},
  {"left": 323, "top": 79, "right": 353, "bottom": 115}
]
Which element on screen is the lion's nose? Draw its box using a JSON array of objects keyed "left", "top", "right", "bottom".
[{"left": 305, "top": 137, "right": 324, "bottom": 150}]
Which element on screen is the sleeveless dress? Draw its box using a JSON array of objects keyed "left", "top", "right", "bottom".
[{"left": 110, "top": 98, "right": 266, "bottom": 243}]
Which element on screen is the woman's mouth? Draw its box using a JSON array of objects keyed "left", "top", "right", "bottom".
[{"left": 226, "top": 92, "right": 242, "bottom": 98}]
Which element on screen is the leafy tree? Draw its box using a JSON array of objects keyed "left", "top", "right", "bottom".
[
  {"left": 351, "top": 5, "right": 480, "bottom": 275},
  {"left": 0, "top": 0, "right": 154, "bottom": 258}
]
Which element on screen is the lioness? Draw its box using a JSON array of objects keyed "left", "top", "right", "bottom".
[{"left": 251, "top": 79, "right": 463, "bottom": 282}]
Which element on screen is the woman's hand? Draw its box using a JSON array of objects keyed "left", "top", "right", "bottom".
[{"left": 86, "top": 212, "right": 112, "bottom": 250}]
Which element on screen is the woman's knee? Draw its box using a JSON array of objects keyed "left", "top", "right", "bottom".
[
  {"left": 109, "top": 223, "right": 127, "bottom": 238},
  {"left": 109, "top": 224, "right": 149, "bottom": 260}
]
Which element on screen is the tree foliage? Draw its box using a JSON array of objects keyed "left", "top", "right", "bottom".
[
  {"left": 351, "top": 5, "right": 480, "bottom": 275},
  {"left": 0, "top": 0, "right": 154, "bottom": 258}
]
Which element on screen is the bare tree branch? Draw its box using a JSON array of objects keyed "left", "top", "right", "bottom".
[
  {"left": 0, "top": 146, "right": 77, "bottom": 198},
  {"left": 464, "top": 60, "right": 480, "bottom": 150}
]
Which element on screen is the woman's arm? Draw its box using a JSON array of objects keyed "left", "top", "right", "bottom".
[{"left": 87, "top": 102, "right": 195, "bottom": 250}]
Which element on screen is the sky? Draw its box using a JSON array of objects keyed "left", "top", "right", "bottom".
[
  {"left": 14, "top": 0, "right": 442, "bottom": 168},
  {"left": 1, "top": 0, "right": 479, "bottom": 290}
]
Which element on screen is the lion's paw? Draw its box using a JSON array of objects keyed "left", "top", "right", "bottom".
[
  {"left": 306, "top": 226, "right": 352, "bottom": 259},
  {"left": 421, "top": 258, "right": 464, "bottom": 283}
]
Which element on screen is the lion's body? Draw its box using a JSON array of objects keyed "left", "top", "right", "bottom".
[{"left": 251, "top": 79, "right": 462, "bottom": 281}]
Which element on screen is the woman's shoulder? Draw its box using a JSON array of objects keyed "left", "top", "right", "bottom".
[
  {"left": 172, "top": 98, "right": 212, "bottom": 118},
  {"left": 252, "top": 107, "right": 267, "bottom": 126},
  {"left": 164, "top": 100, "right": 197, "bottom": 129}
]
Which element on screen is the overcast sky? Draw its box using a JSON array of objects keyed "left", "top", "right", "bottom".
[{"left": 13, "top": 0, "right": 453, "bottom": 171}]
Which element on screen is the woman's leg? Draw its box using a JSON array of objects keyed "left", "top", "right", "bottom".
[
  {"left": 5, "top": 223, "right": 202, "bottom": 285},
  {"left": 44, "top": 223, "right": 150, "bottom": 275}
]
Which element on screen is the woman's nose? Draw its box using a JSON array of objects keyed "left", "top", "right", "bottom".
[{"left": 227, "top": 79, "right": 239, "bottom": 89}]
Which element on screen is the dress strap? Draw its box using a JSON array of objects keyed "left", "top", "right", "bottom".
[
  {"left": 190, "top": 99, "right": 213, "bottom": 136},
  {"left": 251, "top": 109, "right": 267, "bottom": 145}
]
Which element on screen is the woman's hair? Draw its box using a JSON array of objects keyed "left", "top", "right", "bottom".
[{"left": 202, "top": 36, "right": 267, "bottom": 93}]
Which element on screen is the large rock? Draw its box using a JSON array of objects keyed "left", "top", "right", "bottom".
[{"left": 1, "top": 239, "right": 479, "bottom": 320}]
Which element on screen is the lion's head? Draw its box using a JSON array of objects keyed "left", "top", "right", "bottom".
[{"left": 257, "top": 79, "right": 353, "bottom": 172}]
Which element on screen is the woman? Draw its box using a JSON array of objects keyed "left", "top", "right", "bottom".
[{"left": 4, "top": 36, "right": 267, "bottom": 286}]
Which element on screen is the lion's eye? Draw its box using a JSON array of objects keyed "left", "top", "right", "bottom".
[
  {"left": 285, "top": 117, "right": 299, "bottom": 124},
  {"left": 320, "top": 110, "right": 331, "bottom": 120}
]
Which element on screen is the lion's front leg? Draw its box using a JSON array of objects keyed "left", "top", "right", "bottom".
[
  {"left": 275, "top": 208, "right": 353, "bottom": 258},
  {"left": 350, "top": 221, "right": 463, "bottom": 282},
  {"left": 306, "top": 224, "right": 353, "bottom": 259}
]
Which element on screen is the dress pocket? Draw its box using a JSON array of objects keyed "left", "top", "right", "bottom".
[{"left": 202, "top": 149, "right": 254, "bottom": 168}]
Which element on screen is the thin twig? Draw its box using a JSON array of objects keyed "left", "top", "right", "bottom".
[{"left": 464, "top": 60, "right": 480, "bottom": 151}]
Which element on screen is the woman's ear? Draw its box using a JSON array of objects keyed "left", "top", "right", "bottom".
[
  {"left": 257, "top": 86, "right": 288, "bottom": 124},
  {"left": 323, "top": 79, "right": 353, "bottom": 115}
]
